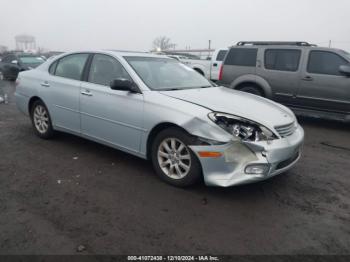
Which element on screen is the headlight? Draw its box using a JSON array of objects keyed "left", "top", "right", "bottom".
[{"left": 208, "top": 112, "right": 277, "bottom": 142}]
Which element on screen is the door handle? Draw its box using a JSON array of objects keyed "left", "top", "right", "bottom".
[
  {"left": 81, "top": 90, "right": 93, "bottom": 96},
  {"left": 213, "top": 63, "right": 218, "bottom": 67},
  {"left": 302, "top": 76, "right": 314, "bottom": 81},
  {"left": 41, "top": 81, "right": 50, "bottom": 87}
]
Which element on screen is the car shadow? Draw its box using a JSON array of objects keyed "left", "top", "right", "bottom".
[{"left": 52, "top": 131, "right": 288, "bottom": 197}]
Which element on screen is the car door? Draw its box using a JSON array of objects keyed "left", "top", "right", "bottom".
[
  {"left": 296, "top": 50, "right": 350, "bottom": 113},
  {"left": 44, "top": 53, "right": 90, "bottom": 134},
  {"left": 257, "top": 48, "right": 302, "bottom": 106},
  {"left": 210, "top": 49, "right": 227, "bottom": 81},
  {"left": 80, "top": 53, "right": 144, "bottom": 154}
]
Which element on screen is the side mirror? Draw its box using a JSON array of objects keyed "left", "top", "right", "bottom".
[
  {"left": 110, "top": 78, "right": 139, "bottom": 93},
  {"left": 11, "top": 60, "right": 18, "bottom": 65},
  {"left": 339, "top": 65, "right": 350, "bottom": 77}
]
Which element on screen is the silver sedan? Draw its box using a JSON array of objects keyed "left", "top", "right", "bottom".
[{"left": 15, "top": 51, "right": 304, "bottom": 187}]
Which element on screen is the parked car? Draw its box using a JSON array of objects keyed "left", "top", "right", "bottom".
[
  {"left": 219, "top": 41, "right": 350, "bottom": 122},
  {"left": 0, "top": 53, "right": 46, "bottom": 81},
  {"left": 165, "top": 48, "right": 228, "bottom": 81},
  {"left": 15, "top": 50, "right": 304, "bottom": 187}
]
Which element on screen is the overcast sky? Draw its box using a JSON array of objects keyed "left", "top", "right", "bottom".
[{"left": 1, "top": 0, "right": 350, "bottom": 52}]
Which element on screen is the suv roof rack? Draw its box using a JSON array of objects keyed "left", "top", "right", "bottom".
[{"left": 236, "top": 41, "right": 317, "bottom": 47}]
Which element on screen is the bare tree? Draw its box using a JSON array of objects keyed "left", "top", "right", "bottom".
[{"left": 152, "top": 36, "right": 176, "bottom": 51}]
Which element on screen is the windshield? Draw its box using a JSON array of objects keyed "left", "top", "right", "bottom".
[
  {"left": 124, "top": 56, "right": 213, "bottom": 91},
  {"left": 340, "top": 50, "right": 350, "bottom": 61},
  {"left": 19, "top": 56, "right": 45, "bottom": 65}
]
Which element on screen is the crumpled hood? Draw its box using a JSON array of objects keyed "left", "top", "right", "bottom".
[{"left": 160, "top": 87, "right": 295, "bottom": 129}]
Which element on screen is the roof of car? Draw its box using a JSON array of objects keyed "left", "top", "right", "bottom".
[
  {"left": 108, "top": 50, "right": 171, "bottom": 58},
  {"left": 51, "top": 50, "right": 170, "bottom": 59},
  {"left": 230, "top": 45, "right": 345, "bottom": 52}
]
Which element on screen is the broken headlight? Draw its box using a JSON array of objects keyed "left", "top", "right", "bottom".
[{"left": 208, "top": 112, "right": 277, "bottom": 142}]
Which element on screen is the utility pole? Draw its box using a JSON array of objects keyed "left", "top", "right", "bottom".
[
  {"left": 329, "top": 40, "right": 332, "bottom": 48},
  {"left": 208, "top": 40, "right": 211, "bottom": 58}
]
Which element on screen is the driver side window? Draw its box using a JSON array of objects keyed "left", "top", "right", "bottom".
[
  {"left": 307, "top": 51, "right": 349, "bottom": 76},
  {"left": 88, "top": 54, "right": 131, "bottom": 86}
]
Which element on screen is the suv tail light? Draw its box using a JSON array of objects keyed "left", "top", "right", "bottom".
[{"left": 218, "top": 65, "right": 224, "bottom": 81}]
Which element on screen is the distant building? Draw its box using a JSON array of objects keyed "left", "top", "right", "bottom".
[{"left": 15, "top": 34, "right": 36, "bottom": 52}]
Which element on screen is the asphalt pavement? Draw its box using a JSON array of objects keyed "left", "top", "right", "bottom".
[{"left": 0, "top": 80, "right": 349, "bottom": 255}]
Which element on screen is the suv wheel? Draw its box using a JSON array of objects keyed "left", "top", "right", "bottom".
[
  {"left": 239, "top": 86, "right": 264, "bottom": 97},
  {"left": 151, "top": 127, "right": 202, "bottom": 187},
  {"left": 30, "top": 100, "right": 55, "bottom": 139}
]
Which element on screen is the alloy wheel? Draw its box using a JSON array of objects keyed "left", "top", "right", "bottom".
[
  {"left": 33, "top": 105, "right": 49, "bottom": 134},
  {"left": 157, "top": 138, "right": 192, "bottom": 179}
]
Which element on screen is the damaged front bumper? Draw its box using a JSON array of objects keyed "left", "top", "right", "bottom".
[{"left": 189, "top": 125, "right": 304, "bottom": 187}]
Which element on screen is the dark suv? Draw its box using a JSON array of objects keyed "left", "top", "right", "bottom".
[
  {"left": 219, "top": 41, "right": 350, "bottom": 122},
  {"left": 0, "top": 53, "right": 46, "bottom": 81}
]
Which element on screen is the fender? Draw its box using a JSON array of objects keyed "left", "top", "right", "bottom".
[
  {"left": 139, "top": 91, "right": 233, "bottom": 157},
  {"left": 230, "top": 74, "right": 273, "bottom": 99}
]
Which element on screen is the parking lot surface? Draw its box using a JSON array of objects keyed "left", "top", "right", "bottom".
[{"left": 0, "top": 80, "right": 349, "bottom": 255}]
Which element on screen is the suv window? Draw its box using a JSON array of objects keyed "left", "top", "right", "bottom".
[
  {"left": 307, "top": 51, "right": 349, "bottom": 76},
  {"left": 88, "top": 54, "right": 131, "bottom": 86},
  {"left": 224, "top": 48, "right": 257, "bottom": 67},
  {"left": 265, "top": 49, "right": 301, "bottom": 72},
  {"left": 55, "top": 54, "right": 89, "bottom": 80},
  {"left": 216, "top": 50, "right": 228, "bottom": 61}
]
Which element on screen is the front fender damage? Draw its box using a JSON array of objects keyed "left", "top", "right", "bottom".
[{"left": 181, "top": 116, "right": 232, "bottom": 144}]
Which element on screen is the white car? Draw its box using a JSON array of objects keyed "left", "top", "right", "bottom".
[{"left": 15, "top": 50, "right": 304, "bottom": 187}]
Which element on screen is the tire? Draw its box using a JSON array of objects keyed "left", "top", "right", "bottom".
[
  {"left": 30, "top": 100, "right": 55, "bottom": 139},
  {"left": 239, "top": 86, "right": 264, "bottom": 97},
  {"left": 151, "top": 127, "right": 202, "bottom": 187}
]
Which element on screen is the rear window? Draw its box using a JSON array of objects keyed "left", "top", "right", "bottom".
[
  {"left": 264, "top": 49, "right": 301, "bottom": 72},
  {"left": 216, "top": 50, "right": 228, "bottom": 61},
  {"left": 54, "top": 53, "right": 89, "bottom": 81},
  {"left": 19, "top": 56, "right": 45, "bottom": 65},
  {"left": 224, "top": 48, "right": 257, "bottom": 67}
]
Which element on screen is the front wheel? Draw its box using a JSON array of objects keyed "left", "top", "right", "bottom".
[
  {"left": 30, "top": 100, "right": 55, "bottom": 139},
  {"left": 151, "top": 128, "right": 202, "bottom": 187}
]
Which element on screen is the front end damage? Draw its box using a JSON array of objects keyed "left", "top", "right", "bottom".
[{"left": 189, "top": 125, "right": 304, "bottom": 187}]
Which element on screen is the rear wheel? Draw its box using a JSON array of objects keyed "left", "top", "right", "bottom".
[
  {"left": 30, "top": 100, "right": 55, "bottom": 139},
  {"left": 239, "top": 86, "right": 264, "bottom": 97},
  {"left": 151, "top": 127, "right": 202, "bottom": 187}
]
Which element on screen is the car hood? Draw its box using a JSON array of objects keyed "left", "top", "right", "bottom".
[{"left": 159, "top": 87, "right": 295, "bottom": 129}]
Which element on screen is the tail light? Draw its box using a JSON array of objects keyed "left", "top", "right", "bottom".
[{"left": 218, "top": 65, "right": 224, "bottom": 81}]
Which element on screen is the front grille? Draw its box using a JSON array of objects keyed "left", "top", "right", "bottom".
[
  {"left": 276, "top": 152, "right": 300, "bottom": 170},
  {"left": 275, "top": 122, "right": 296, "bottom": 138}
]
